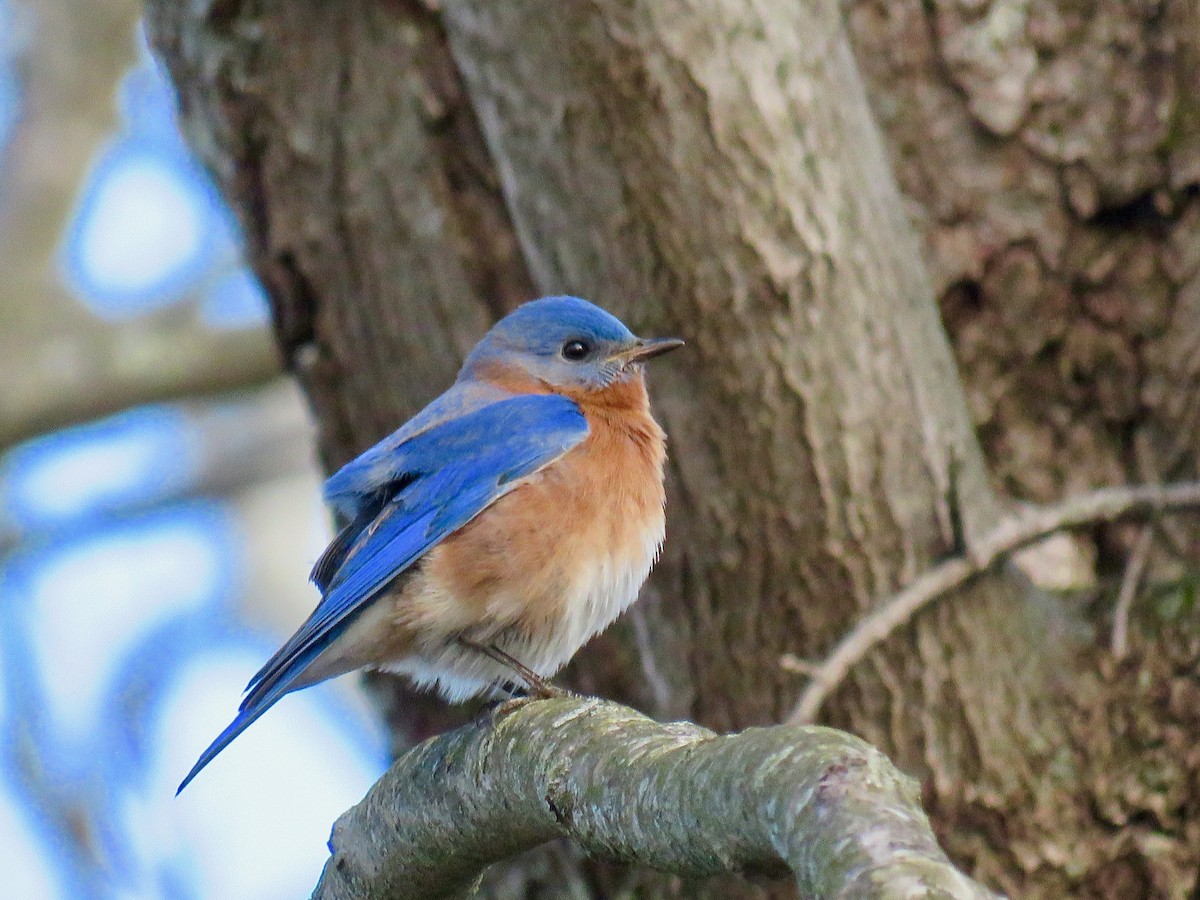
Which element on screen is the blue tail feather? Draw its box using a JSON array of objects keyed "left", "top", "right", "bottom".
[
  {"left": 176, "top": 639, "right": 329, "bottom": 793},
  {"left": 177, "top": 704, "right": 270, "bottom": 795}
]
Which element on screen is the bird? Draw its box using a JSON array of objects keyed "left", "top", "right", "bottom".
[{"left": 178, "top": 295, "right": 682, "bottom": 791}]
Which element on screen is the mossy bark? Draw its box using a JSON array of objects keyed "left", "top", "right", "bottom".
[{"left": 313, "top": 698, "right": 995, "bottom": 900}]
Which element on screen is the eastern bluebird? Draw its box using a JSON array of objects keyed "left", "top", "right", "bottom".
[{"left": 179, "top": 296, "right": 682, "bottom": 790}]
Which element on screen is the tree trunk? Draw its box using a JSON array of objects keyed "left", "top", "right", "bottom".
[
  {"left": 147, "top": 0, "right": 1200, "bottom": 897},
  {"left": 846, "top": 0, "right": 1200, "bottom": 509}
]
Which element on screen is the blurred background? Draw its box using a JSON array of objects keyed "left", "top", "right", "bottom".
[{"left": 0, "top": 3, "right": 384, "bottom": 897}]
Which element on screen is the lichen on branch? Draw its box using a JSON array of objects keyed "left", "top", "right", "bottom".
[{"left": 312, "top": 697, "right": 998, "bottom": 899}]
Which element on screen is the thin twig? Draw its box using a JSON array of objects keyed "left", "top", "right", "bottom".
[
  {"left": 1110, "top": 523, "right": 1155, "bottom": 659},
  {"left": 787, "top": 480, "right": 1200, "bottom": 724},
  {"left": 778, "top": 653, "right": 819, "bottom": 676}
]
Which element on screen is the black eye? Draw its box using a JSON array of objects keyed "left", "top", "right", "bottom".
[{"left": 561, "top": 339, "right": 591, "bottom": 361}]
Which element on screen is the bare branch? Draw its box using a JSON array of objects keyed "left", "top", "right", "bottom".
[
  {"left": 1110, "top": 523, "right": 1155, "bottom": 659},
  {"left": 312, "top": 697, "right": 997, "bottom": 900},
  {"left": 788, "top": 481, "right": 1200, "bottom": 724}
]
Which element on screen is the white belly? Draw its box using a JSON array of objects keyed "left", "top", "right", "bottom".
[
  {"left": 386, "top": 514, "right": 664, "bottom": 702},
  {"left": 526, "top": 515, "right": 664, "bottom": 673}
]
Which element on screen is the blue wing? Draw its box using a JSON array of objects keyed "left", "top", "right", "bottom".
[
  {"left": 307, "top": 380, "right": 517, "bottom": 591},
  {"left": 322, "top": 379, "right": 514, "bottom": 520},
  {"left": 178, "top": 393, "right": 588, "bottom": 792}
]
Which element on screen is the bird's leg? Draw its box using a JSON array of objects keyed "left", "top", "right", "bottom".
[{"left": 457, "top": 637, "right": 568, "bottom": 700}]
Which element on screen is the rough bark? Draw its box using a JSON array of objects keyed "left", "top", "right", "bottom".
[
  {"left": 145, "top": 0, "right": 1200, "bottom": 896},
  {"left": 313, "top": 698, "right": 996, "bottom": 900},
  {"left": 438, "top": 3, "right": 1076, "bottom": 896},
  {"left": 841, "top": 6, "right": 1200, "bottom": 890},
  {"left": 790, "top": 480, "right": 1200, "bottom": 723},
  {"left": 846, "top": 0, "right": 1200, "bottom": 509}
]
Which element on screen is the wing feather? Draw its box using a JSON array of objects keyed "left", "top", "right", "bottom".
[{"left": 177, "top": 393, "right": 588, "bottom": 791}]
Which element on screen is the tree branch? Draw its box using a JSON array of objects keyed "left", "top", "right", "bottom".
[
  {"left": 1109, "top": 522, "right": 1155, "bottom": 659},
  {"left": 312, "top": 697, "right": 996, "bottom": 899},
  {"left": 788, "top": 480, "right": 1200, "bottom": 724}
]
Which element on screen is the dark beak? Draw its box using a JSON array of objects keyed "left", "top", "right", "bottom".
[{"left": 613, "top": 337, "right": 685, "bottom": 366}]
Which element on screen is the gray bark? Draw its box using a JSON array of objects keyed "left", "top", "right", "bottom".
[{"left": 313, "top": 697, "right": 996, "bottom": 900}]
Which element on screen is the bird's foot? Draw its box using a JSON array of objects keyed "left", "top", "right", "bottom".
[
  {"left": 522, "top": 680, "right": 574, "bottom": 701},
  {"left": 474, "top": 679, "right": 578, "bottom": 726},
  {"left": 488, "top": 686, "right": 580, "bottom": 719},
  {"left": 490, "top": 696, "right": 537, "bottom": 718}
]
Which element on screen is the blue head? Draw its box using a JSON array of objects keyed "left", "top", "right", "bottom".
[{"left": 460, "top": 296, "right": 682, "bottom": 391}]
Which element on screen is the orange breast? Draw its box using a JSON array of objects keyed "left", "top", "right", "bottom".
[{"left": 414, "top": 373, "right": 667, "bottom": 643}]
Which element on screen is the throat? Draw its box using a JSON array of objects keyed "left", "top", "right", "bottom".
[{"left": 561, "top": 371, "right": 653, "bottom": 417}]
